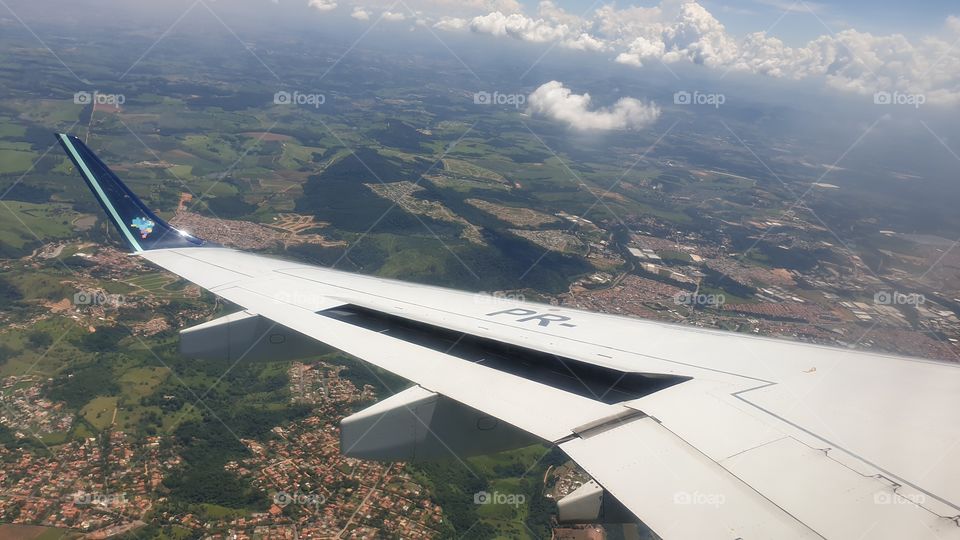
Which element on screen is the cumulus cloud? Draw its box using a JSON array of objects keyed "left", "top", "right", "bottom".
[
  {"left": 564, "top": 32, "right": 608, "bottom": 52},
  {"left": 351, "top": 7, "right": 370, "bottom": 20},
  {"left": 434, "top": 17, "right": 468, "bottom": 31},
  {"left": 527, "top": 81, "right": 661, "bottom": 131},
  {"left": 537, "top": 0, "right": 582, "bottom": 27},
  {"left": 400, "top": 0, "right": 522, "bottom": 17},
  {"left": 730, "top": 28, "right": 960, "bottom": 103},
  {"left": 470, "top": 12, "right": 569, "bottom": 42},
  {"left": 382, "top": 10, "right": 407, "bottom": 22},
  {"left": 948, "top": 15, "right": 960, "bottom": 35},
  {"left": 615, "top": 5, "right": 960, "bottom": 104},
  {"left": 465, "top": 7, "right": 610, "bottom": 51},
  {"left": 307, "top": 0, "right": 337, "bottom": 12},
  {"left": 615, "top": 37, "right": 666, "bottom": 66},
  {"left": 608, "top": 2, "right": 738, "bottom": 68}
]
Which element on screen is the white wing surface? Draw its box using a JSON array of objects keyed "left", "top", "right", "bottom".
[{"left": 58, "top": 133, "right": 960, "bottom": 539}]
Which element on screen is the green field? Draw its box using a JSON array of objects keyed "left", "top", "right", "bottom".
[
  {"left": 80, "top": 395, "right": 118, "bottom": 430},
  {"left": 0, "top": 201, "right": 79, "bottom": 253},
  {"left": 0, "top": 148, "right": 36, "bottom": 174},
  {"left": 0, "top": 120, "right": 27, "bottom": 139},
  {"left": 119, "top": 366, "right": 170, "bottom": 398},
  {"left": 0, "top": 318, "right": 82, "bottom": 378},
  {"left": 0, "top": 524, "right": 79, "bottom": 540}
]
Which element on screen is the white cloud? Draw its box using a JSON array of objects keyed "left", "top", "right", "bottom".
[
  {"left": 434, "top": 17, "right": 468, "bottom": 31},
  {"left": 307, "top": 0, "right": 337, "bottom": 12},
  {"left": 731, "top": 28, "right": 960, "bottom": 103},
  {"left": 594, "top": 3, "right": 664, "bottom": 41},
  {"left": 607, "top": 5, "right": 960, "bottom": 104},
  {"left": 465, "top": 9, "right": 608, "bottom": 51},
  {"left": 351, "top": 7, "right": 370, "bottom": 20},
  {"left": 563, "top": 32, "right": 607, "bottom": 52},
  {"left": 382, "top": 10, "right": 407, "bottom": 22},
  {"left": 470, "top": 11, "right": 569, "bottom": 43},
  {"left": 537, "top": 0, "right": 581, "bottom": 26},
  {"left": 615, "top": 37, "right": 666, "bottom": 67},
  {"left": 751, "top": 0, "right": 823, "bottom": 14},
  {"left": 607, "top": 2, "right": 738, "bottom": 68},
  {"left": 399, "top": 0, "right": 522, "bottom": 17},
  {"left": 946, "top": 15, "right": 960, "bottom": 35},
  {"left": 527, "top": 81, "right": 661, "bottom": 131}
]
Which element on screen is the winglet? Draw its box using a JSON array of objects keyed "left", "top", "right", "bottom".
[{"left": 56, "top": 133, "right": 210, "bottom": 252}]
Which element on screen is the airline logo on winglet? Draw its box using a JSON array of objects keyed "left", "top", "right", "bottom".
[{"left": 130, "top": 217, "right": 155, "bottom": 239}]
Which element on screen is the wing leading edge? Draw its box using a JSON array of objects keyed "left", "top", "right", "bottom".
[{"left": 57, "top": 133, "right": 960, "bottom": 539}]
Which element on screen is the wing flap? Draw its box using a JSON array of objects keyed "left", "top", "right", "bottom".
[
  {"left": 723, "top": 437, "right": 959, "bottom": 539},
  {"left": 560, "top": 416, "right": 820, "bottom": 539},
  {"left": 618, "top": 381, "right": 960, "bottom": 538},
  {"left": 562, "top": 414, "right": 960, "bottom": 539}
]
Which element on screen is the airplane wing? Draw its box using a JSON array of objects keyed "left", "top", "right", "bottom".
[{"left": 56, "top": 133, "right": 960, "bottom": 539}]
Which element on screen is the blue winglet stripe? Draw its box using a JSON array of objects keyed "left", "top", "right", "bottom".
[{"left": 55, "top": 133, "right": 210, "bottom": 252}]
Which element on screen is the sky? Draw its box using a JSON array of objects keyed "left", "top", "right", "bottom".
[
  {"left": 5, "top": 0, "right": 956, "bottom": 107},
  {"left": 4, "top": 0, "right": 959, "bottom": 226},
  {"left": 545, "top": 0, "right": 960, "bottom": 39},
  {"left": 4, "top": 0, "right": 959, "bottom": 131},
  {"left": 297, "top": 0, "right": 959, "bottom": 106}
]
